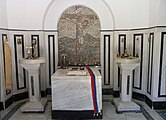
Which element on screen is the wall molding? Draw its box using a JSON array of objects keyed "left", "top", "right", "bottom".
[
  {"left": 13, "top": 91, "right": 28, "bottom": 101},
  {"left": 1, "top": 26, "right": 166, "bottom": 32},
  {"left": 48, "top": 35, "right": 55, "bottom": 85},
  {"left": 104, "top": 35, "right": 111, "bottom": 85},
  {"left": 147, "top": 33, "right": 154, "bottom": 95},
  {"left": 5, "top": 96, "right": 13, "bottom": 109},
  {"left": 0, "top": 102, "right": 4, "bottom": 110},
  {"left": 158, "top": 32, "right": 166, "bottom": 97},
  {"left": 41, "top": 89, "right": 47, "bottom": 97},
  {"left": 31, "top": 35, "right": 40, "bottom": 57},
  {"left": 0, "top": 92, "right": 28, "bottom": 110},
  {"left": 133, "top": 34, "right": 143, "bottom": 90},
  {"left": 52, "top": 110, "right": 102, "bottom": 119},
  {"left": 102, "top": 88, "right": 113, "bottom": 95},
  {"left": 132, "top": 92, "right": 145, "bottom": 101},
  {"left": 118, "top": 34, "right": 126, "bottom": 88},
  {"left": 145, "top": 96, "right": 166, "bottom": 110},
  {"left": 14, "top": 35, "right": 26, "bottom": 90},
  {"left": 113, "top": 91, "right": 120, "bottom": 98},
  {"left": 145, "top": 96, "right": 153, "bottom": 108}
]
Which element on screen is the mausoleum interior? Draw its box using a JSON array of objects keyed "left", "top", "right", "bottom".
[{"left": 0, "top": 0, "right": 166, "bottom": 120}]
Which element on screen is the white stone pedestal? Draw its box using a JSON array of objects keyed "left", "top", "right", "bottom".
[
  {"left": 113, "top": 57, "right": 141, "bottom": 113},
  {"left": 20, "top": 57, "right": 47, "bottom": 112},
  {"left": 21, "top": 98, "right": 47, "bottom": 112}
]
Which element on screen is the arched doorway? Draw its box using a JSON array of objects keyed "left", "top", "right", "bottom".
[{"left": 57, "top": 5, "right": 101, "bottom": 66}]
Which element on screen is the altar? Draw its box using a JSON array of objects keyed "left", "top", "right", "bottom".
[{"left": 51, "top": 67, "right": 102, "bottom": 119}]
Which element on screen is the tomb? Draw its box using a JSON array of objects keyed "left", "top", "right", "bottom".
[{"left": 51, "top": 67, "right": 102, "bottom": 119}]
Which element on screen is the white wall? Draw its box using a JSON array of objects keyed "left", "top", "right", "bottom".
[
  {"left": 4, "top": 0, "right": 156, "bottom": 30},
  {"left": 149, "top": 0, "right": 160, "bottom": 26},
  {"left": 6, "top": 0, "right": 51, "bottom": 30},
  {"left": 149, "top": 0, "right": 166, "bottom": 26},
  {"left": 4, "top": 0, "right": 166, "bottom": 30},
  {"left": 156, "top": 0, "right": 166, "bottom": 26},
  {"left": 0, "top": 0, "right": 166, "bottom": 110},
  {"left": 0, "top": 0, "right": 8, "bottom": 28},
  {"left": 43, "top": 0, "right": 115, "bottom": 30},
  {"left": 130, "top": 0, "right": 149, "bottom": 28}
]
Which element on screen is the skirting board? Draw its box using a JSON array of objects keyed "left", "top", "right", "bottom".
[
  {"left": 0, "top": 102, "right": 4, "bottom": 110},
  {"left": 52, "top": 110, "right": 102, "bottom": 119}
]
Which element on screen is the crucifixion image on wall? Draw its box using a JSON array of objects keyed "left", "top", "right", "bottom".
[{"left": 58, "top": 5, "right": 100, "bottom": 66}]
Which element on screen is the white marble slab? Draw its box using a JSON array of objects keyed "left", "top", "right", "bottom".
[
  {"left": 21, "top": 98, "right": 47, "bottom": 112},
  {"left": 113, "top": 98, "right": 140, "bottom": 113},
  {"left": 51, "top": 67, "right": 102, "bottom": 111}
]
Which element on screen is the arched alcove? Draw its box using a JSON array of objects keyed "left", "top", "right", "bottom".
[
  {"left": 58, "top": 5, "right": 101, "bottom": 65},
  {"left": 43, "top": 0, "right": 115, "bottom": 30}
]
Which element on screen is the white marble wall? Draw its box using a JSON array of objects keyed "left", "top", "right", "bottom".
[{"left": 0, "top": 27, "right": 166, "bottom": 110}]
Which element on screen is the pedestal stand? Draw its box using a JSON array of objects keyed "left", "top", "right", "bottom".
[
  {"left": 113, "top": 57, "right": 141, "bottom": 113},
  {"left": 20, "top": 57, "right": 47, "bottom": 112}
]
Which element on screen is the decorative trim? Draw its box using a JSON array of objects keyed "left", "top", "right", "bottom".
[
  {"left": 132, "top": 92, "right": 145, "bottom": 101},
  {"left": 52, "top": 110, "right": 102, "bottom": 119},
  {"left": 113, "top": 91, "right": 120, "bottom": 98},
  {"left": 101, "top": 26, "right": 166, "bottom": 31},
  {"left": 153, "top": 102, "right": 166, "bottom": 110},
  {"left": 2, "top": 34, "right": 7, "bottom": 95},
  {"left": 127, "top": 75, "right": 130, "bottom": 95},
  {"left": 14, "top": 35, "right": 26, "bottom": 89},
  {"left": 133, "top": 34, "right": 143, "bottom": 90},
  {"left": 0, "top": 92, "right": 28, "bottom": 110},
  {"left": 5, "top": 96, "right": 13, "bottom": 109},
  {"left": 118, "top": 34, "right": 126, "bottom": 55},
  {"left": 0, "top": 28, "right": 58, "bottom": 32},
  {"left": 41, "top": 89, "right": 47, "bottom": 97},
  {"left": 147, "top": 33, "right": 154, "bottom": 95},
  {"left": 118, "top": 68, "right": 120, "bottom": 87},
  {"left": 13, "top": 91, "right": 28, "bottom": 101},
  {"left": 1, "top": 101, "right": 25, "bottom": 120},
  {"left": 118, "top": 34, "right": 126, "bottom": 87},
  {"left": 48, "top": 35, "right": 55, "bottom": 85},
  {"left": 145, "top": 96, "right": 153, "bottom": 109},
  {"left": 158, "top": 32, "right": 166, "bottom": 97},
  {"left": 47, "top": 88, "right": 51, "bottom": 95},
  {"left": 145, "top": 96, "right": 166, "bottom": 110},
  {"left": 2, "top": 34, "right": 7, "bottom": 78},
  {"left": 31, "top": 76, "right": 34, "bottom": 96},
  {"left": 1, "top": 26, "right": 166, "bottom": 32},
  {"left": 103, "top": 35, "right": 110, "bottom": 85},
  {"left": 102, "top": 88, "right": 113, "bottom": 95},
  {"left": 31, "top": 35, "right": 40, "bottom": 57},
  {"left": 43, "top": 30, "right": 58, "bottom": 32}
]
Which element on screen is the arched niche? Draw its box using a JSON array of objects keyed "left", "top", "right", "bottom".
[
  {"left": 43, "top": 0, "right": 115, "bottom": 30},
  {"left": 58, "top": 5, "right": 100, "bottom": 65}
]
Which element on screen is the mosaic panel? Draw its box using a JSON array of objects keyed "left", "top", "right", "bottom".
[{"left": 58, "top": 5, "right": 100, "bottom": 65}]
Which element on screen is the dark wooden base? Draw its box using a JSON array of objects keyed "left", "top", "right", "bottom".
[{"left": 52, "top": 110, "right": 102, "bottom": 120}]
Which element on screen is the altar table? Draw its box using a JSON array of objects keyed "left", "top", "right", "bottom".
[{"left": 51, "top": 67, "right": 102, "bottom": 119}]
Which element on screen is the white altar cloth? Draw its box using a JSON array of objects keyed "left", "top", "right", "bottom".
[{"left": 51, "top": 67, "right": 102, "bottom": 112}]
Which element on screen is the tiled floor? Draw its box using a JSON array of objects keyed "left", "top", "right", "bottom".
[
  {"left": 157, "top": 110, "right": 166, "bottom": 120},
  {"left": 1, "top": 95, "right": 165, "bottom": 120}
]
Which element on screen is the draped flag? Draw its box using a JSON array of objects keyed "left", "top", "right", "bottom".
[{"left": 86, "top": 67, "right": 99, "bottom": 115}]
